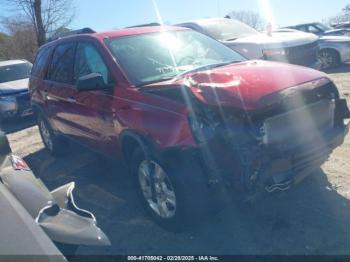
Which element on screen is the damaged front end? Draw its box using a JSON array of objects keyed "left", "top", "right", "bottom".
[
  {"left": 147, "top": 78, "right": 350, "bottom": 198},
  {"left": 191, "top": 78, "right": 350, "bottom": 196},
  {"left": 0, "top": 147, "right": 110, "bottom": 246}
]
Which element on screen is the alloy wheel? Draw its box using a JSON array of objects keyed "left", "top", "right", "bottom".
[{"left": 138, "top": 160, "right": 177, "bottom": 219}]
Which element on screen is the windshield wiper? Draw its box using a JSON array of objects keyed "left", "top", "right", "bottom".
[{"left": 172, "top": 60, "right": 241, "bottom": 81}]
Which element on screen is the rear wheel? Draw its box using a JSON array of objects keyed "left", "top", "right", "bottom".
[
  {"left": 38, "top": 114, "right": 68, "bottom": 156},
  {"left": 318, "top": 49, "right": 341, "bottom": 69},
  {"left": 130, "top": 148, "right": 211, "bottom": 231}
]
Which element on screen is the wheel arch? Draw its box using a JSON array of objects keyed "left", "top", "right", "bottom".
[
  {"left": 120, "top": 130, "right": 158, "bottom": 165},
  {"left": 318, "top": 47, "right": 341, "bottom": 58}
]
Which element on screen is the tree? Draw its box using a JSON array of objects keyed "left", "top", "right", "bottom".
[
  {"left": 324, "top": 4, "right": 350, "bottom": 26},
  {"left": 2, "top": 0, "right": 75, "bottom": 46},
  {"left": 225, "top": 10, "right": 266, "bottom": 31},
  {"left": 0, "top": 17, "right": 38, "bottom": 62}
]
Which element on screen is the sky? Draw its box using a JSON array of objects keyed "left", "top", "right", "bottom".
[
  {"left": 0, "top": 0, "right": 349, "bottom": 31},
  {"left": 69, "top": 0, "right": 349, "bottom": 31}
]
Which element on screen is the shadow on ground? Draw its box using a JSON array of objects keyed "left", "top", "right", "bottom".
[
  {"left": 0, "top": 116, "right": 36, "bottom": 134},
  {"left": 22, "top": 143, "right": 350, "bottom": 257},
  {"left": 324, "top": 63, "right": 350, "bottom": 74}
]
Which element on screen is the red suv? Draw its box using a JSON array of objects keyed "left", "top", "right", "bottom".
[{"left": 29, "top": 26, "right": 350, "bottom": 230}]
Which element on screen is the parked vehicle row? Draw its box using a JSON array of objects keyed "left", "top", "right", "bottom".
[
  {"left": 285, "top": 22, "right": 350, "bottom": 37},
  {"left": 177, "top": 18, "right": 320, "bottom": 68},
  {"left": 28, "top": 25, "right": 350, "bottom": 230}
]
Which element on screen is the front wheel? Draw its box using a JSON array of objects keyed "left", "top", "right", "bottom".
[
  {"left": 318, "top": 49, "right": 340, "bottom": 69},
  {"left": 37, "top": 114, "right": 68, "bottom": 156},
  {"left": 130, "top": 148, "right": 211, "bottom": 231}
]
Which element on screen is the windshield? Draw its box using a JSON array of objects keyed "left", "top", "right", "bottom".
[
  {"left": 316, "top": 22, "right": 332, "bottom": 31},
  {"left": 198, "top": 19, "right": 259, "bottom": 41},
  {"left": 107, "top": 30, "right": 245, "bottom": 86},
  {"left": 0, "top": 63, "right": 32, "bottom": 83}
]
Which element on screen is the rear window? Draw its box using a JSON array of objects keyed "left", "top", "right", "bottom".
[
  {"left": 31, "top": 47, "right": 50, "bottom": 77},
  {"left": 0, "top": 63, "right": 32, "bottom": 83}
]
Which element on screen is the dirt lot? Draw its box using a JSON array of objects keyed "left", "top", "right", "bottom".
[{"left": 3, "top": 65, "right": 350, "bottom": 256}]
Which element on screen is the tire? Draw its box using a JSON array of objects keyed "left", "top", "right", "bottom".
[
  {"left": 37, "top": 114, "right": 68, "bottom": 156},
  {"left": 130, "top": 148, "right": 211, "bottom": 231},
  {"left": 318, "top": 49, "right": 341, "bottom": 69}
]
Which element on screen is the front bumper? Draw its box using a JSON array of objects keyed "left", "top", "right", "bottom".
[
  {"left": 192, "top": 122, "right": 349, "bottom": 197},
  {"left": 0, "top": 92, "right": 33, "bottom": 119}
]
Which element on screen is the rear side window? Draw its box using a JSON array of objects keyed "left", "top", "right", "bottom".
[
  {"left": 31, "top": 47, "right": 50, "bottom": 77},
  {"left": 47, "top": 42, "right": 76, "bottom": 84}
]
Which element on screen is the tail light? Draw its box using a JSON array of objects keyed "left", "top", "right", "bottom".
[{"left": 10, "top": 155, "right": 31, "bottom": 171}]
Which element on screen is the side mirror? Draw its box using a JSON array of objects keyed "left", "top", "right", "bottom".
[
  {"left": 76, "top": 73, "right": 108, "bottom": 91},
  {"left": 0, "top": 131, "right": 11, "bottom": 156}
]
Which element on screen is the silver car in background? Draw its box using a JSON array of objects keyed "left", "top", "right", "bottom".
[
  {"left": 176, "top": 18, "right": 320, "bottom": 68},
  {"left": 317, "top": 35, "right": 350, "bottom": 68},
  {"left": 274, "top": 28, "right": 350, "bottom": 69}
]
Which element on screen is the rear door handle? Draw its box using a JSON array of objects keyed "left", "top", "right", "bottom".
[{"left": 66, "top": 97, "right": 76, "bottom": 103}]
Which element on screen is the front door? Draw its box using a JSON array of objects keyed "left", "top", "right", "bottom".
[{"left": 71, "top": 41, "right": 117, "bottom": 154}]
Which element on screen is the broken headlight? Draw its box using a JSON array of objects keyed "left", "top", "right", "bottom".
[{"left": 188, "top": 107, "right": 221, "bottom": 143}]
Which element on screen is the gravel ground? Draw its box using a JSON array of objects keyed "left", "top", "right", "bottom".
[{"left": 2, "top": 65, "right": 350, "bottom": 256}]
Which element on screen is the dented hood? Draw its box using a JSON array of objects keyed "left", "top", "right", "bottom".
[{"left": 146, "top": 60, "right": 328, "bottom": 111}]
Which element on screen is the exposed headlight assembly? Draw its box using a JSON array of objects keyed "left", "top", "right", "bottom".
[{"left": 188, "top": 114, "right": 217, "bottom": 143}]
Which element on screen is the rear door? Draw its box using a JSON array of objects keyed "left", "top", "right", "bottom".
[{"left": 44, "top": 42, "right": 79, "bottom": 137}]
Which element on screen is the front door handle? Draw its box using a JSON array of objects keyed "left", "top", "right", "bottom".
[{"left": 66, "top": 97, "right": 76, "bottom": 103}]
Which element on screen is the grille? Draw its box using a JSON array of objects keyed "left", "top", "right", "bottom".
[{"left": 262, "top": 99, "right": 335, "bottom": 145}]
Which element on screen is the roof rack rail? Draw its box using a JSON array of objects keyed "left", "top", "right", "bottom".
[
  {"left": 47, "top": 27, "right": 96, "bottom": 42},
  {"left": 125, "top": 23, "right": 161, "bottom": 28}
]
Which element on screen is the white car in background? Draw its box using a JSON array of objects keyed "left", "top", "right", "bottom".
[
  {"left": 0, "top": 60, "right": 33, "bottom": 122},
  {"left": 176, "top": 18, "right": 320, "bottom": 68}
]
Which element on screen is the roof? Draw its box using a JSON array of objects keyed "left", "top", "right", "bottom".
[
  {"left": 91, "top": 25, "right": 186, "bottom": 39},
  {"left": 0, "top": 60, "right": 29, "bottom": 67},
  {"left": 40, "top": 25, "right": 187, "bottom": 50}
]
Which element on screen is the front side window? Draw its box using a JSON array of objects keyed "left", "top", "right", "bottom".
[
  {"left": 47, "top": 43, "right": 76, "bottom": 84},
  {"left": 107, "top": 30, "right": 245, "bottom": 86},
  {"left": 74, "top": 42, "right": 110, "bottom": 85},
  {"left": 0, "top": 62, "right": 32, "bottom": 83}
]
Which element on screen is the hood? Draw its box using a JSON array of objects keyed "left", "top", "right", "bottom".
[
  {"left": 145, "top": 60, "right": 328, "bottom": 111},
  {"left": 225, "top": 31, "right": 318, "bottom": 48},
  {"left": 0, "top": 78, "right": 29, "bottom": 95}
]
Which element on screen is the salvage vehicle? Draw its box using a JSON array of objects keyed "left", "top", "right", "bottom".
[
  {"left": 0, "top": 130, "right": 110, "bottom": 255},
  {"left": 285, "top": 22, "right": 350, "bottom": 37},
  {"left": 0, "top": 60, "right": 33, "bottom": 122},
  {"left": 176, "top": 18, "right": 319, "bottom": 68},
  {"left": 29, "top": 26, "right": 350, "bottom": 230}
]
